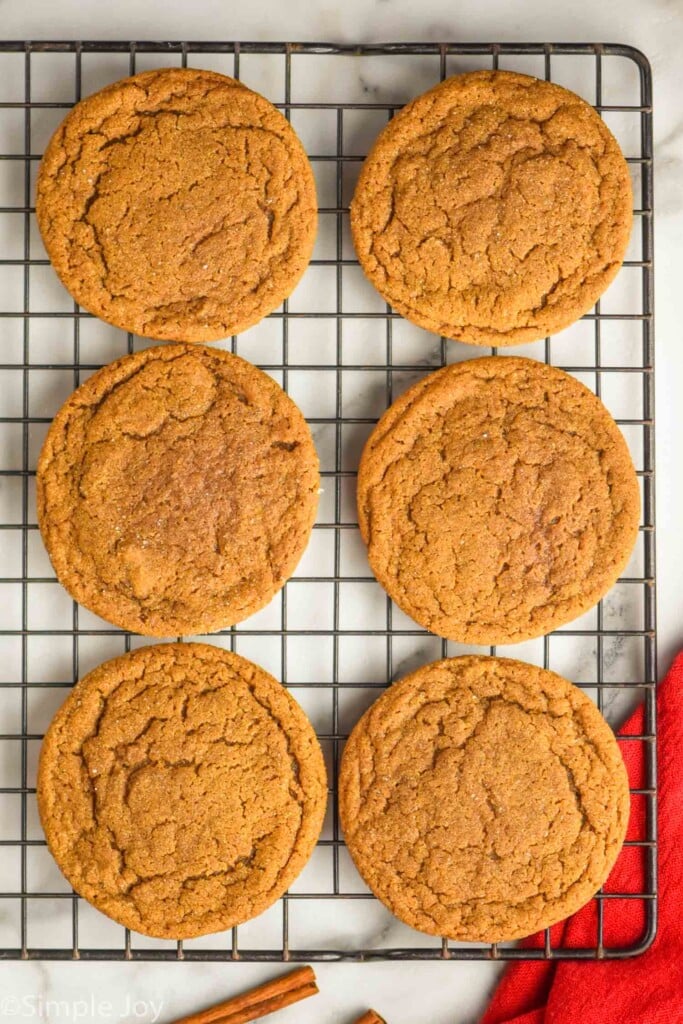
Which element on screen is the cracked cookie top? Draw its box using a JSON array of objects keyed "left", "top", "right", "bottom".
[
  {"left": 38, "top": 642, "right": 327, "bottom": 939},
  {"left": 37, "top": 343, "right": 319, "bottom": 636},
  {"left": 36, "top": 67, "right": 317, "bottom": 341},
  {"left": 351, "top": 70, "right": 632, "bottom": 347},
  {"left": 357, "top": 356, "right": 640, "bottom": 644},
  {"left": 339, "top": 655, "right": 629, "bottom": 942}
]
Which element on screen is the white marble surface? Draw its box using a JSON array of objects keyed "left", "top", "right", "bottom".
[{"left": 0, "top": 0, "right": 681, "bottom": 1021}]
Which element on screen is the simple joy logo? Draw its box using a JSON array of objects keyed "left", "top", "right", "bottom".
[{"left": 0, "top": 994, "right": 163, "bottom": 1020}]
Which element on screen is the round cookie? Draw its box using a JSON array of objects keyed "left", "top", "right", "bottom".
[
  {"left": 36, "top": 67, "right": 317, "bottom": 341},
  {"left": 351, "top": 70, "right": 632, "bottom": 347},
  {"left": 38, "top": 642, "right": 327, "bottom": 939},
  {"left": 37, "top": 343, "right": 319, "bottom": 636},
  {"left": 357, "top": 356, "right": 640, "bottom": 645},
  {"left": 340, "top": 655, "right": 630, "bottom": 942}
]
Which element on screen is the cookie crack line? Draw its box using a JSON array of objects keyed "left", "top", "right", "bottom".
[
  {"left": 37, "top": 643, "right": 327, "bottom": 940},
  {"left": 351, "top": 69, "right": 632, "bottom": 346},
  {"left": 372, "top": 120, "right": 613, "bottom": 329},
  {"left": 36, "top": 66, "right": 317, "bottom": 342},
  {"left": 354, "top": 695, "right": 598, "bottom": 895},
  {"left": 74, "top": 122, "right": 305, "bottom": 310},
  {"left": 339, "top": 655, "right": 630, "bottom": 943}
]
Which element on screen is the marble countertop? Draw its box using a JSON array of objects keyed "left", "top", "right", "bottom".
[{"left": 0, "top": 0, "right": 680, "bottom": 1021}]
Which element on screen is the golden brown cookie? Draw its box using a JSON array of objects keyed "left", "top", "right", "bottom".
[
  {"left": 340, "top": 655, "right": 629, "bottom": 942},
  {"left": 351, "top": 70, "right": 632, "bottom": 346},
  {"left": 38, "top": 642, "right": 327, "bottom": 939},
  {"left": 37, "top": 343, "right": 319, "bottom": 636},
  {"left": 36, "top": 67, "right": 317, "bottom": 341},
  {"left": 357, "top": 356, "right": 640, "bottom": 644}
]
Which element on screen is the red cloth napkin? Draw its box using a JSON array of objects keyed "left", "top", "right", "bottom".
[{"left": 482, "top": 652, "right": 683, "bottom": 1024}]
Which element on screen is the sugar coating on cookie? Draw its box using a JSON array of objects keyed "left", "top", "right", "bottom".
[
  {"left": 37, "top": 343, "right": 319, "bottom": 636},
  {"left": 36, "top": 67, "right": 317, "bottom": 341},
  {"left": 351, "top": 70, "right": 632, "bottom": 346},
  {"left": 38, "top": 643, "right": 328, "bottom": 939},
  {"left": 357, "top": 356, "right": 640, "bottom": 644},
  {"left": 340, "top": 655, "right": 629, "bottom": 942}
]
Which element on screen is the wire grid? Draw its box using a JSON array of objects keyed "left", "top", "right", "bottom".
[{"left": 0, "top": 41, "right": 655, "bottom": 962}]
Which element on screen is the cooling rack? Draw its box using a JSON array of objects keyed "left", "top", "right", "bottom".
[{"left": 0, "top": 40, "right": 655, "bottom": 962}]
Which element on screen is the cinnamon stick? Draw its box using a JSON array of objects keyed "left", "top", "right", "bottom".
[
  {"left": 169, "top": 966, "right": 319, "bottom": 1024},
  {"left": 352, "top": 1012, "right": 387, "bottom": 1024}
]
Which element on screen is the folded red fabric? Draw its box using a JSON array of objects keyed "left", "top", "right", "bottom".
[{"left": 482, "top": 652, "right": 683, "bottom": 1024}]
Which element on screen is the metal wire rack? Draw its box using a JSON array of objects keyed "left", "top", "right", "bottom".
[{"left": 0, "top": 40, "right": 655, "bottom": 962}]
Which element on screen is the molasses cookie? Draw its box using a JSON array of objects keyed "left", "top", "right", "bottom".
[
  {"left": 339, "top": 655, "right": 629, "bottom": 942},
  {"left": 351, "top": 70, "right": 632, "bottom": 346},
  {"left": 357, "top": 356, "right": 640, "bottom": 644},
  {"left": 37, "top": 67, "right": 317, "bottom": 341},
  {"left": 38, "top": 642, "right": 327, "bottom": 939},
  {"left": 37, "top": 343, "right": 319, "bottom": 636}
]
